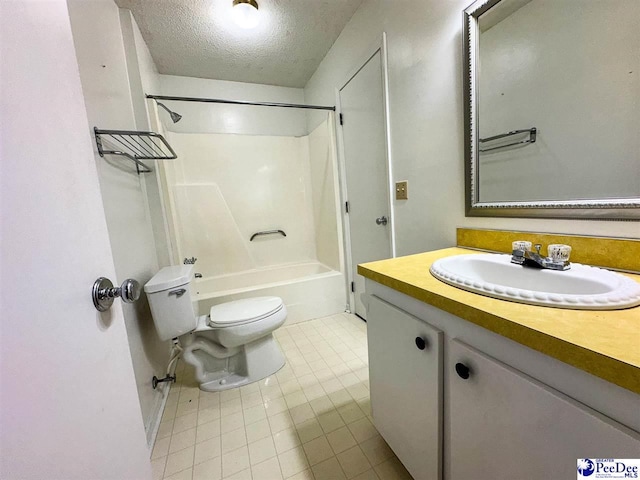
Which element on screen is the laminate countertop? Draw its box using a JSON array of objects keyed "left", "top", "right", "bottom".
[{"left": 358, "top": 247, "right": 640, "bottom": 395}]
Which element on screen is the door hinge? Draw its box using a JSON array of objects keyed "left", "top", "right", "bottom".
[
  {"left": 339, "top": 113, "right": 344, "bottom": 125},
  {"left": 350, "top": 281, "right": 355, "bottom": 293},
  {"left": 345, "top": 201, "right": 349, "bottom": 213}
]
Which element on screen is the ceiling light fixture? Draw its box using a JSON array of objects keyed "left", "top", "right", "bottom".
[{"left": 231, "top": 0, "right": 260, "bottom": 29}]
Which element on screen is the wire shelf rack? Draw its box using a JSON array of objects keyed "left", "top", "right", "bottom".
[{"left": 94, "top": 128, "right": 177, "bottom": 174}]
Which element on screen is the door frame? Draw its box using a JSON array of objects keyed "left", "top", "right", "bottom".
[{"left": 334, "top": 33, "right": 396, "bottom": 315}]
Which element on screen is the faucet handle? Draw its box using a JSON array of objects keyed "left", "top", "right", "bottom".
[
  {"left": 534, "top": 244, "right": 542, "bottom": 254},
  {"left": 512, "top": 240, "right": 532, "bottom": 252}
]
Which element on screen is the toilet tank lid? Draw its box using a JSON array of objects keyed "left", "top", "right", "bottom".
[{"left": 144, "top": 265, "right": 194, "bottom": 293}]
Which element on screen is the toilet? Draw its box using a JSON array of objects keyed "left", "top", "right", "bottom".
[{"left": 144, "top": 265, "right": 286, "bottom": 391}]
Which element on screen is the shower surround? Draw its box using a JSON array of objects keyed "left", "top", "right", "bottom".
[{"left": 160, "top": 117, "right": 346, "bottom": 323}]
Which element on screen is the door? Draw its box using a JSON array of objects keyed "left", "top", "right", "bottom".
[
  {"left": 339, "top": 48, "right": 392, "bottom": 319},
  {"left": 1, "top": 2, "right": 151, "bottom": 478},
  {"left": 367, "top": 296, "right": 443, "bottom": 480},
  {"left": 448, "top": 339, "right": 640, "bottom": 480}
]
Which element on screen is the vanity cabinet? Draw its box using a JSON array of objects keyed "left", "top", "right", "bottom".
[
  {"left": 448, "top": 339, "right": 640, "bottom": 480},
  {"left": 367, "top": 296, "right": 443, "bottom": 480},
  {"left": 366, "top": 292, "right": 640, "bottom": 480}
]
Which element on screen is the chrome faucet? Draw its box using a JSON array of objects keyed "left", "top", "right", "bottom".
[
  {"left": 183, "top": 257, "right": 197, "bottom": 265},
  {"left": 511, "top": 244, "right": 571, "bottom": 271}
]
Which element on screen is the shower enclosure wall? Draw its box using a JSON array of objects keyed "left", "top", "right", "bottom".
[{"left": 150, "top": 94, "right": 346, "bottom": 324}]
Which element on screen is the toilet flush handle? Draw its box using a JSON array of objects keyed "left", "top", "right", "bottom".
[{"left": 92, "top": 277, "right": 141, "bottom": 312}]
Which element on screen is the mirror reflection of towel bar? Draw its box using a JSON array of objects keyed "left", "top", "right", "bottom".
[
  {"left": 250, "top": 230, "right": 287, "bottom": 241},
  {"left": 479, "top": 127, "right": 537, "bottom": 153}
]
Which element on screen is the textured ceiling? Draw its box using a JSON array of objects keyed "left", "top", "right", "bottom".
[{"left": 116, "top": 0, "right": 364, "bottom": 88}]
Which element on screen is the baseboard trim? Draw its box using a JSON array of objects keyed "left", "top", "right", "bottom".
[
  {"left": 146, "top": 358, "right": 179, "bottom": 452},
  {"left": 146, "top": 381, "right": 171, "bottom": 451}
]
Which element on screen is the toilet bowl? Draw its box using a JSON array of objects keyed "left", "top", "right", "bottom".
[{"left": 144, "top": 265, "right": 286, "bottom": 391}]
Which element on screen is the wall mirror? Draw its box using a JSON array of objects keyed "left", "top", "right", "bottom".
[{"left": 463, "top": 0, "right": 640, "bottom": 219}]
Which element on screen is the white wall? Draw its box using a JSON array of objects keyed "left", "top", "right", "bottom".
[
  {"left": 158, "top": 75, "right": 308, "bottom": 137},
  {"left": 478, "top": 0, "right": 640, "bottom": 202},
  {"left": 164, "top": 132, "right": 318, "bottom": 276},
  {"left": 121, "top": 10, "right": 173, "bottom": 269},
  {"left": 304, "top": 0, "right": 640, "bottom": 257},
  {"left": 0, "top": 1, "right": 151, "bottom": 477},
  {"left": 67, "top": 0, "right": 171, "bottom": 446}
]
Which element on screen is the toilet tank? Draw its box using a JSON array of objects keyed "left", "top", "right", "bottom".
[{"left": 144, "top": 265, "right": 198, "bottom": 341}]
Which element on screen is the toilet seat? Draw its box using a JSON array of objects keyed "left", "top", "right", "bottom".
[
  {"left": 145, "top": 265, "right": 287, "bottom": 392},
  {"left": 208, "top": 296, "right": 284, "bottom": 328}
]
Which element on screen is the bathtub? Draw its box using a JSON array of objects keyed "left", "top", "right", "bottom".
[{"left": 194, "top": 262, "right": 346, "bottom": 324}]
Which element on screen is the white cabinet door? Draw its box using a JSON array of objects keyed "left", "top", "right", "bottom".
[
  {"left": 448, "top": 339, "right": 640, "bottom": 480},
  {"left": 368, "top": 296, "right": 443, "bottom": 480}
]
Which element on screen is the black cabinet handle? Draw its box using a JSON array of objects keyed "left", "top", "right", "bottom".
[
  {"left": 455, "top": 362, "right": 471, "bottom": 379},
  {"left": 415, "top": 337, "right": 427, "bottom": 350}
]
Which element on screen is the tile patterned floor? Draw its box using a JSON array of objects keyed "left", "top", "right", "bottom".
[{"left": 151, "top": 313, "right": 413, "bottom": 480}]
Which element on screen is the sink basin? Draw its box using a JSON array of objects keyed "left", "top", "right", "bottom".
[{"left": 430, "top": 253, "right": 640, "bottom": 310}]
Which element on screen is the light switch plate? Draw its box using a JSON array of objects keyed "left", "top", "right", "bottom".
[{"left": 395, "top": 181, "right": 408, "bottom": 200}]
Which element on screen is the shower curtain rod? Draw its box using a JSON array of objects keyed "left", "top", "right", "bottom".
[{"left": 146, "top": 94, "right": 335, "bottom": 111}]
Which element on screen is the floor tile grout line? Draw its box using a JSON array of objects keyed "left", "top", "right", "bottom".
[{"left": 160, "top": 314, "right": 402, "bottom": 480}]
